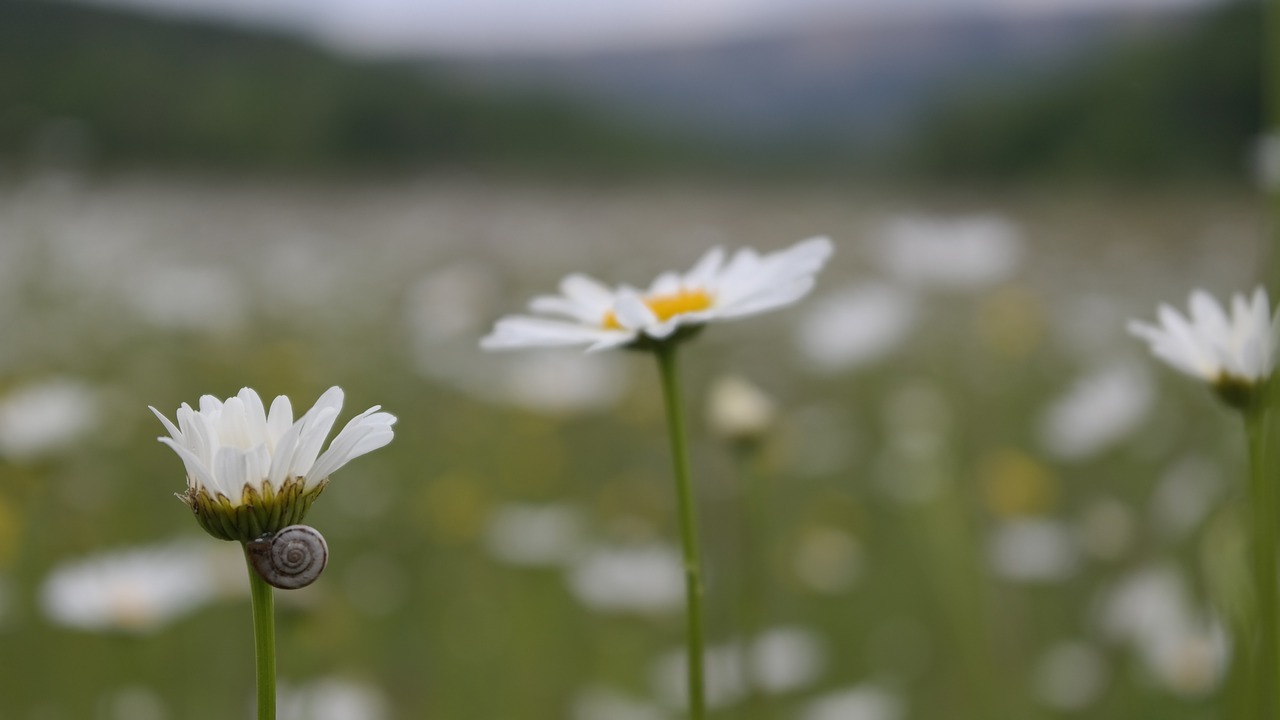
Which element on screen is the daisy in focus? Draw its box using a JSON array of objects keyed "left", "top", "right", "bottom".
[
  {"left": 481, "top": 237, "right": 834, "bottom": 352},
  {"left": 151, "top": 387, "right": 396, "bottom": 542},
  {"left": 1128, "top": 287, "right": 1276, "bottom": 408}
]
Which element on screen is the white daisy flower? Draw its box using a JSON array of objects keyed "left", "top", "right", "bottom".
[
  {"left": 151, "top": 387, "right": 396, "bottom": 542},
  {"left": 705, "top": 375, "right": 776, "bottom": 445},
  {"left": 39, "top": 540, "right": 224, "bottom": 633},
  {"left": 1128, "top": 288, "right": 1276, "bottom": 402},
  {"left": 481, "top": 237, "right": 834, "bottom": 352}
]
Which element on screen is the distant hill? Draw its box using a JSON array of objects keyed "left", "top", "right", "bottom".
[
  {"left": 0, "top": 0, "right": 1260, "bottom": 183},
  {"left": 442, "top": 11, "right": 1184, "bottom": 144},
  {"left": 904, "top": 0, "right": 1260, "bottom": 182},
  {"left": 0, "top": 1, "right": 687, "bottom": 174}
]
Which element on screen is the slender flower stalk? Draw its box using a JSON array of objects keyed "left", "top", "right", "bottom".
[
  {"left": 482, "top": 238, "right": 834, "bottom": 720},
  {"left": 706, "top": 375, "right": 777, "bottom": 716},
  {"left": 247, "top": 556, "right": 277, "bottom": 720},
  {"left": 1131, "top": 288, "right": 1278, "bottom": 714},
  {"left": 730, "top": 442, "right": 771, "bottom": 718},
  {"left": 655, "top": 343, "right": 706, "bottom": 719},
  {"left": 152, "top": 387, "right": 395, "bottom": 720},
  {"left": 1246, "top": 407, "right": 1279, "bottom": 717}
]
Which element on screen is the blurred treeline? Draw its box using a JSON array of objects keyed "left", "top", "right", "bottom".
[
  {"left": 907, "top": 0, "right": 1261, "bottom": 183},
  {"left": 0, "top": 0, "right": 1261, "bottom": 183},
  {"left": 0, "top": 1, "right": 694, "bottom": 174}
]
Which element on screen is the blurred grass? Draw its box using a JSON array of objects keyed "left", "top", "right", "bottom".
[{"left": 0, "top": 175, "right": 1263, "bottom": 718}]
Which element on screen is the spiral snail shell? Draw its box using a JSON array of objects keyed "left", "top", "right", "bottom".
[{"left": 246, "top": 525, "right": 329, "bottom": 590}]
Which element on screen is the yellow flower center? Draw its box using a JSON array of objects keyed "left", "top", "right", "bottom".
[{"left": 603, "top": 288, "right": 714, "bottom": 330}]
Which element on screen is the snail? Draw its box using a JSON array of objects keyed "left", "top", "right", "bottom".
[{"left": 246, "top": 525, "right": 329, "bottom": 590}]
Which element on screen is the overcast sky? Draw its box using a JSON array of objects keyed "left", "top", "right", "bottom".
[{"left": 82, "top": 0, "right": 1219, "bottom": 56}]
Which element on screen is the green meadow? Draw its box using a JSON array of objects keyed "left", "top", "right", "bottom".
[{"left": 0, "top": 176, "right": 1262, "bottom": 719}]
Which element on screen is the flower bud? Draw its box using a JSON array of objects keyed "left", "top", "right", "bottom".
[{"left": 706, "top": 375, "right": 776, "bottom": 446}]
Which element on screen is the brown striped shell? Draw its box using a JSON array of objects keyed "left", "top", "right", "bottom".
[{"left": 246, "top": 525, "right": 328, "bottom": 589}]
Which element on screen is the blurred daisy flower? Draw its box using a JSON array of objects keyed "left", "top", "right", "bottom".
[
  {"left": 151, "top": 387, "right": 396, "bottom": 542},
  {"left": 481, "top": 237, "right": 834, "bottom": 352},
  {"left": 40, "top": 541, "right": 224, "bottom": 633},
  {"left": 1129, "top": 287, "right": 1276, "bottom": 408},
  {"left": 706, "top": 375, "right": 776, "bottom": 447}
]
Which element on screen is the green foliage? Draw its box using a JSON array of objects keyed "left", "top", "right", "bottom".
[
  {"left": 0, "top": 1, "right": 685, "bottom": 174},
  {"left": 907, "top": 1, "right": 1261, "bottom": 182}
]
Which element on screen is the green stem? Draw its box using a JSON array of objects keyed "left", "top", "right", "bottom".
[
  {"left": 733, "top": 443, "right": 772, "bottom": 720},
  {"left": 245, "top": 548, "right": 277, "bottom": 720},
  {"left": 1245, "top": 409, "right": 1278, "bottom": 719},
  {"left": 654, "top": 343, "right": 707, "bottom": 720}
]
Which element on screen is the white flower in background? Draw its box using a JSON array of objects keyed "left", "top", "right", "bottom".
[
  {"left": 750, "top": 626, "right": 826, "bottom": 694},
  {"left": 1129, "top": 287, "right": 1276, "bottom": 406},
  {"left": 706, "top": 375, "right": 776, "bottom": 445},
  {"left": 492, "top": 349, "right": 629, "bottom": 413},
  {"left": 571, "top": 686, "right": 670, "bottom": 720},
  {"left": 873, "top": 213, "right": 1022, "bottom": 290},
  {"left": 1037, "top": 362, "right": 1153, "bottom": 461},
  {"left": 1255, "top": 132, "right": 1280, "bottom": 192},
  {"left": 794, "top": 283, "right": 917, "bottom": 373},
  {"left": 39, "top": 541, "right": 223, "bottom": 633},
  {"left": 1150, "top": 455, "right": 1224, "bottom": 542},
  {"left": 279, "top": 677, "right": 390, "bottom": 720},
  {"left": 1100, "top": 565, "right": 1229, "bottom": 697},
  {"left": 567, "top": 543, "right": 684, "bottom": 615},
  {"left": 125, "top": 262, "right": 247, "bottom": 333},
  {"left": 650, "top": 628, "right": 824, "bottom": 709},
  {"left": 987, "top": 520, "right": 1080, "bottom": 584},
  {"left": 0, "top": 378, "right": 99, "bottom": 460},
  {"left": 481, "top": 237, "right": 834, "bottom": 352},
  {"left": 152, "top": 387, "right": 395, "bottom": 542},
  {"left": 652, "top": 644, "right": 746, "bottom": 709},
  {"left": 799, "top": 684, "right": 905, "bottom": 720},
  {"left": 485, "top": 502, "right": 585, "bottom": 567}
]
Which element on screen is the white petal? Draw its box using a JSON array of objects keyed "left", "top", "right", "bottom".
[
  {"left": 1156, "top": 304, "right": 1217, "bottom": 377},
  {"left": 613, "top": 290, "right": 657, "bottom": 329},
  {"left": 586, "top": 334, "right": 640, "bottom": 352},
  {"left": 244, "top": 443, "right": 271, "bottom": 489},
  {"left": 218, "top": 396, "right": 252, "bottom": 449},
  {"left": 560, "top": 274, "right": 616, "bottom": 310},
  {"left": 765, "top": 237, "right": 835, "bottom": 281},
  {"left": 265, "top": 395, "right": 293, "bottom": 447},
  {"left": 198, "top": 395, "right": 223, "bottom": 416},
  {"left": 307, "top": 408, "right": 397, "bottom": 485},
  {"left": 718, "top": 277, "right": 817, "bottom": 319},
  {"left": 644, "top": 317, "right": 685, "bottom": 339},
  {"left": 684, "top": 246, "right": 726, "bottom": 287},
  {"left": 481, "top": 316, "right": 625, "bottom": 350},
  {"left": 300, "top": 387, "right": 344, "bottom": 425},
  {"left": 289, "top": 406, "right": 339, "bottom": 478},
  {"left": 181, "top": 406, "right": 216, "bottom": 468},
  {"left": 529, "top": 295, "right": 604, "bottom": 324},
  {"left": 149, "top": 406, "right": 182, "bottom": 442},
  {"left": 214, "top": 447, "right": 248, "bottom": 498},
  {"left": 266, "top": 419, "right": 303, "bottom": 487},
  {"left": 1188, "top": 290, "right": 1230, "bottom": 344},
  {"left": 237, "top": 388, "right": 268, "bottom": 446},
  {"left": 648, "top": 271, "right": 682, "bottom": 295},
  {"left": 158, "top": 437, "right": 215, "bottom": 491}
]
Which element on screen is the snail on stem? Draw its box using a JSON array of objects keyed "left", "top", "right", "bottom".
[{"left": 246, "top": 525, "right": 329, "bottom": 590}]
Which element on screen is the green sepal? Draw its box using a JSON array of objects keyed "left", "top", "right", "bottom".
[
  {"left": 1214, "top": 374, "right": 1268, "bottom": 413},
  {"left": 179, "top": 476, "right": 330, "bottom": 543}
]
